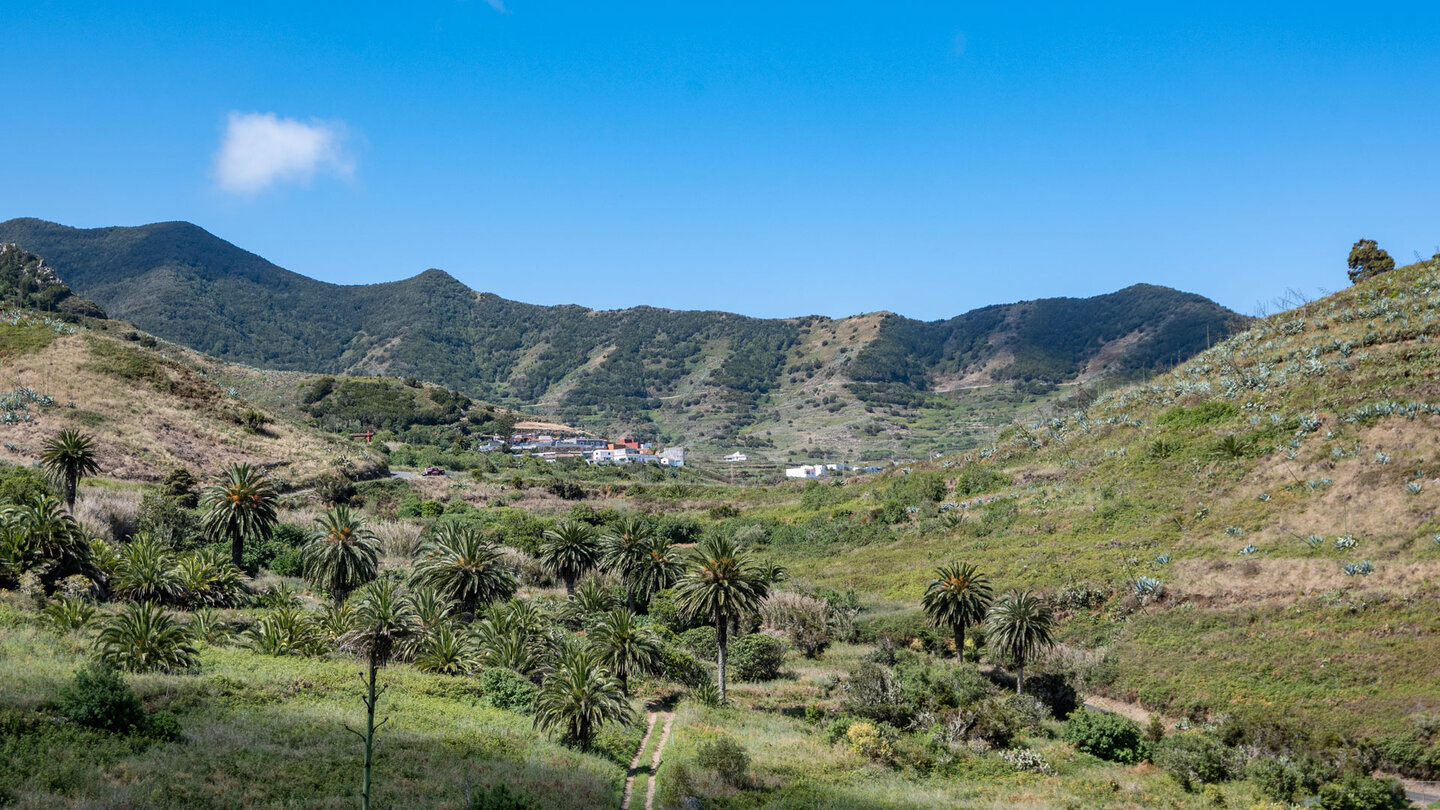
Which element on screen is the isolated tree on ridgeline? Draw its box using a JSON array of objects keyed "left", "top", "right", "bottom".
[
  {"left": 1348, "top": 238, "right": 1395, "bottom": 284},
  {"left": 985, "top": 590, "right": 1055, "bottom": 696},
  {"left": 675, "top": 535, "right": 770, "bottom": 703},
  {"left": 412, "top": 524, "right": 517, "bottom": 615},
  {"left": 588, "top": 608, "right": 661, "bottom": 697},
  {"left": 600, "top": 514, "right": 655, "bottom": 611},
  {"left": 39, "top": 429, "right": 100, "bottom": 512},
  {"left": 202, "top": 463, "right": 278, "bottom": 570},
  {"left": 301, "top": 505, "right": 380, "bottom": 604},
  {"left": 921, "top": 562, "right": 993, "bottom": 663},
  {"left": 340, "top": 579, "right": 422, "bottom": 810},
  {"left": 540, "top": 520, "right": 600, "bottom": 597}
]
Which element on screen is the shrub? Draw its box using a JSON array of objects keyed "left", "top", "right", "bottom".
[
  {"left": 58, "top": 664, "right": 146, "bottom": 734},
  {"left": 1154, "top": 732, "right": 1239, "bottom": 790},
  {"left": 759, "top": 590, "right": 832, "bottom": 658},
  {"left": 42, "top": 597, "right": 97, "bottom": 633},
  {"left": 1313, "top": 774, "right": 1408, "bottom": 810},
  {"left": 846, "top": 721, "right": 895, "bottom": 765},
  {"left": 842, "top": 661, "right": 908, "bottom": 725},
  {"left": 142, "top": 709, "right": 182, "bottom": 742},
  {"left": 480, "top": 667, "right": 537, "bottom": 713},
  {"left": 729, "top": 634, "right": 786, "bottom": 682},
  {"left": 1248, "top": 755, "right": 1337, "bottom": 804},
  {"left": 647, "top": 588, "right": 696, "bottom": 633},
  {"left": 657, "top": 644, "right": 707, "bottom": 688},
  {"left": 1062, "top": 711, "right": 1147, "bottom": 763},
  {"left": 1022, "top": 668, "right": 1079, "bottom": 719},
  {"left": 690, "top": 681, "right": 721, "bottom": 707},
  {"left": 695, "top": 735, "right": 750, "bottom": 787},
  {"left": 679, "top": 626, "right": 719, "bottom": 660}
]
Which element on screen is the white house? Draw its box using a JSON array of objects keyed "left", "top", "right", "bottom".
[
  {"left": 784, "top": 465, "right": 827, "bottom": 479},
  {"left": 724, "top": 452, "right": 748, "bottom": 462},
  {"left": 660, "top": 447, "right": 687, "bottom": 467}
]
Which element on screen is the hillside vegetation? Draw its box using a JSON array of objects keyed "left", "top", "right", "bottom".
[{"left": 0, "top": 218, "right": 1247, "bottom": 459}]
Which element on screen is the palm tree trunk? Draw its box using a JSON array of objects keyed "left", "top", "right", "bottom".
[
  {"left": 63, "top": 473, "right": 77, "bottom": 512},
  {"left": 716, "top": 612, "right": 728, "bottom": 703},
  {"left": 954, "top": 623, "right": 965, "bottom": 663},
  {"left": 565, "top": 575, "right": 576, "bottom": 597},
  {"left": 231, "top": 531, "right": 245, "bottom": 571},
  {"left": 361, "top": 655, "right": 377, "bottom": 810},
  {"left": 1016, "top": 661, "right": 1025, "bottom": 696},
  {"left": 619, "top": 661, "right": 629, "bottom": 698}
]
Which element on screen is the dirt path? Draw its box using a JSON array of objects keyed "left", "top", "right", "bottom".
[
  {"left": 643, "top": 712, "right": 675, "bottom": 810},
  {"left": 621, "top": 713, "right": 660, "bottom": 810},
  {"left": 1082, "top": 695, "right": 1440, "bottom": 806}
]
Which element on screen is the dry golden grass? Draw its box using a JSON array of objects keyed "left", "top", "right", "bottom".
[{"left": 0, "top": 328, "right": 385, "bottom": 486}]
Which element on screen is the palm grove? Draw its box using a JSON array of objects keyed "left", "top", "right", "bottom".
[{"left": 1, "top": 426, "right": 1414, "bottom": 810}]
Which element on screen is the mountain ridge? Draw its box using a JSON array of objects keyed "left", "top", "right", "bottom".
[{"left": 0, "top": 217, "right": 1250, "bottom": 456}]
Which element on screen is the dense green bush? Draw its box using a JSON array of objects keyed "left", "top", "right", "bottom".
[
  {"left": 657, "top": 644, "right": 707, "bottom": 687},
  {"left": 480, "top": 667, "right": 537, "bottom": 713},
  {"left": 1153, "top": 732, "right": 1239, "bottom": 790},
  {"left": 729, "top": 634, "right": 786, "bottom": 682},
  {"left": 467, "top": 783, "right": 541, "bottom": 810},
  {"left": 842, "top": 662, "right": 908, "bottom": 726},
  {"left": 1061, "top": 711, "right": 1148, "bottom": 764},
  {"left": 695, "top": 734, "right": 750, "bottom": 787},
  {"left": 646, "top": 589, "right": 699, "bottom": 633},
  {"left": 1248, "top": 755, "right": 1337, "bottom": 804},
  {"left": 1313, "top": 774, "right": 1408, "bottom": 810},
  {"left": 679, "top": 626, "right": 718, "bottom": 660},
  {"left": 58, "top": 665, "right": 146, "bottom": 735}
]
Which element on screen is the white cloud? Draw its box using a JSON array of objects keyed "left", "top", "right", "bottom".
[{"left": 213, "top": 112, "right": 353, "bottom": 196}]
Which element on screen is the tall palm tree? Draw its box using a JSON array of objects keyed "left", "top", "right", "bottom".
[
  {"left": 533, "top": 645, "right": 633, "bottom": 749},
  {"left": 600, "top": 514, "right": 655, "bottom": 611},
  {"left": 632, "top": 536, "right": 683, "bottom": 608},
  {"left": 985, "top": 590, "right": 1055, "bottom": 696},
  {"left": 39, "top": 429, "right": 100, "bottom": 512},
  {"left": 341, "top": 579, "right": 422, "bottom": 810},
  {"left": 202, "top": 463, "right": 278, "bottom": 571},
  {"left": 302, "top": 505, "right": 380, "bottom": 604},
  {"left": 588, "top": 608, "right": 662, "bottom": 696},
  {"left": 412, "top": 525, "right": 517, "bottom": 615},
  {"left": 674, "top": 535, "right": 770, "bottom": 703},
  {"left": 920, "top": 562, "right": 993, "bottom": 663},
  {"left": 539, "top": 520, "right": 600, "bottom": 597}
]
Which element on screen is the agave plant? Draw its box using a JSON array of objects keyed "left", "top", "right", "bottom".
[
  {"left": 411, "top": 525, "right": 516, "bottom": 615},
  {"left": 188, "top": 607, "right": 237, "bottom": 646},
  {"left": 533, "top": 645, "right": 633, "bottom": 750},
  {"left": 175, "top": 547, "right": 247, "bottom": 607},
  {"left": 42, "top": 596, "right": 97, "bottom": 633},
  {"left": 413, "top": 620, "right": 477, "bottom": 675},
  {"left": 248, "top": 604, "right": 324, "bottom": 657},
  {"left": 95, "top": 601, "right": 199, "bottom": 673},
  {"left": 111, "top": 535, "right": 182, "bottom": 604}
]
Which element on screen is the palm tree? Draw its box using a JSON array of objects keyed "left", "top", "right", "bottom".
[
  {"left": 412, "top": 525, "right": 517, "bottom": 615},
  {"left": 340, "top": 579, "right": 422, "bottom": 810},
  {"left": 920, "top": 562, "right": 993, "bottom": 663},
  {"left": 1, "top": 495, "right": 100, "bottom": 590},
  {"left": 985, "top": 590, "right": 1056, "bottom": 696},
  {"left": 533, "top": 645, "right": 633, "bottom": 749},
  {"left": 588, "top": 608, "right": 662, "bottom": 696},
  {"left": 414, "top": 620, "right": 477, "bottom": 675},
  {"left": 674, "top": 535, "right": 770, "bottom": 703},
  {"left": 600, "top": 515, "right": 655, "bottom": 611},
  {"left": 539, "top": 520, "right": 600, "bottom": 597},
  {"left": 632, "top": 536, "right": 683, "bottom": 608},
  {"left": 202, "top": 463, "right": 278, "bottom": 571},
  {"left": 301, "top": 505, "right": 380, "bottom": 604},
  {"left": 96, "top": 601, "right": 199, "bottom": 673},
  {"left": 112, "top": 534, "right": 182, "bottom": 604},
  {"left": 39, "top": 429, "right": 101, "bottom": 512}
]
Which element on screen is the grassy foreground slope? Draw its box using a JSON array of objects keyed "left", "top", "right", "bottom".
[{"left": 757, "top": 259, "right": 1440, "bottom": 740}]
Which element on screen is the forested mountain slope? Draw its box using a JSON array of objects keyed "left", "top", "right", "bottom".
[{"left": 0, "top": 218, "right": 1247, "bottom": 456}]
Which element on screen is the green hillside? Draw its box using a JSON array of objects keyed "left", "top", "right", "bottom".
[{"left": 0, "top": 218, "right": 1247, "bottom": 459}]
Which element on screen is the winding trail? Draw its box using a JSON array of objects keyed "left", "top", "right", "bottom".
[
  {"left": 621, "top": 713, "right": 659, "bottom": 810},
  {"left": 644, "top": 712, "right": 675, "bottom": 810}
]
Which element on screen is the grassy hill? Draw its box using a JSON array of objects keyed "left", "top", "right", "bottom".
[{"left": 0, "top": 218, "right": 1247, "bottom": 460}]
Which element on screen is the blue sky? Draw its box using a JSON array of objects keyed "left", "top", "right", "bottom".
[{"left": 4, "top": 1, "right": 1438, "bottom": 320}]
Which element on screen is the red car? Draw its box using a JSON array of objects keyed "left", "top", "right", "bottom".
[{"left": 422, "top": 467, "right": 446, "bottom": 476}]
